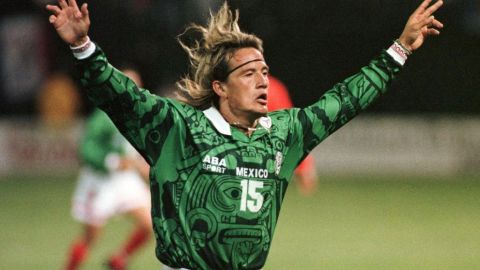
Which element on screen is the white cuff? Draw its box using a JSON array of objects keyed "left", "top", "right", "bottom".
[
  {"left": 70, "top": 37, "right": 96, "bottom": 60},
  {"left": 386, "top": 43, "right": 408, "bottom": 66}
]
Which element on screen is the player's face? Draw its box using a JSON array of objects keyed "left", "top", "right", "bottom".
[{"left": 222, "top": 48, "right": 269, "bottom": 120}]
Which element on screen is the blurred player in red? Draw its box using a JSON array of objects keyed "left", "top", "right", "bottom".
[
  {"left": 64, "top": 68, "right": 152, "bottom": 270},
  {"left": 267, "top": 75, "right": 318, "bottom": 195}
]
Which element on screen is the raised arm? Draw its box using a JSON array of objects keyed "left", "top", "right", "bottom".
[
  {"left": 46, "top": 0, "right": 177, "bottom": 166},
  {"left": 288, "top": 0, "right": 444, "bottom": 155}
]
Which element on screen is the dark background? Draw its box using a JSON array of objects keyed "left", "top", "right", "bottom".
[{"left": 1, "top": 0, "right": 479, "bottom": 115}]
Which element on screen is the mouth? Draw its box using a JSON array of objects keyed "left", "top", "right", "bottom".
[{"left": 256, "top": 93, "right": 268, "bottom": 106}]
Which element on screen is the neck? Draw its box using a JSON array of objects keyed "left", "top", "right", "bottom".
[
  {"left": 226, "top": 116, "right": 258, "bottom": 136},
  {"left": 217, "top": 97, "right": 269, "bottom": 135},
  {"left": 219, "top": 107, "right": 259, "bottom": 135},
  {"left": 230, "top": 121, "right": 257, "bottom": 131}
]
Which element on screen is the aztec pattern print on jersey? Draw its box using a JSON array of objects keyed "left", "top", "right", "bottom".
[{"left": 75, "top": 45, "right": 401, "bottom": 270}]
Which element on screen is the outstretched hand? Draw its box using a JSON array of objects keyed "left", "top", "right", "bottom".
[
  {"left": 46, "top": 0, "right": 90, "bottom": 46},
  {"left": 398, "top": 0, "right": 444, "bottom": 52}
]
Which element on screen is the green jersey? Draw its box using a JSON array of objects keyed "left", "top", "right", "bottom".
[
  {"left": 79, "top": 109, "right": 128, "bottom": 173},
  {"left": 76, "top": 45, "right": 401, "bottom": 270}
]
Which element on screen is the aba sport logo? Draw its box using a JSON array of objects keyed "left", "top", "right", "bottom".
[{"left": 202, "top": 155, "right": 227, "bottom": 173}]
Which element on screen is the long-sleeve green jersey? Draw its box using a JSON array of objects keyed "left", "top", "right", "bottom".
[{"left": 75, "top": 45, "right": 401, "bottom": 270}]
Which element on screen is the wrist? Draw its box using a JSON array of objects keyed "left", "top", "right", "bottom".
[
  {"left": 387, "top": 41, "right": 409, "bottom": 66},
  {"left": 395, "top": 38, "right": 412, "bottom": 55},
  {"left": 70, "top": 36, "right": 96, "bottom": 60},
  {"left": 70, "top": 36, "right": 89, "bottom": 47}
]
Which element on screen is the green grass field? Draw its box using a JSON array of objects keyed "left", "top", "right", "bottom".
[{"left": 1, "top": 174, "right": 480, "bottom": 270}]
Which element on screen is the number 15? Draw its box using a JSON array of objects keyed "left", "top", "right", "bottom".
[{"left": 240, "top": 180, "right": 264, "bottom": 213}]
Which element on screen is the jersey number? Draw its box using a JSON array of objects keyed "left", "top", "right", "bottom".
[{"left": 240, "top": 180, "right": 264, "bottom": 212}]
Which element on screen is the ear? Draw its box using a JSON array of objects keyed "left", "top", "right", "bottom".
[{"left": 212, "top": 80, "right": 227, "bottom": 98}]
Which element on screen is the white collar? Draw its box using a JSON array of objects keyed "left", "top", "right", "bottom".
[
  {"left": 203, "top": 107, "right": 232, "bottom": 135},
  {"left": 202, "top": 106, "right": 272, "bottom": 136}
]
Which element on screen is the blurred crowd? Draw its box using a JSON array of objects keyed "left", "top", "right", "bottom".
[{"left": 1, "top": 0, "right": 480, "bottom": 118}]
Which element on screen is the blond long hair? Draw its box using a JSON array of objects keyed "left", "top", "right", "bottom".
[{"left": 175, "top": 2, "right": 263, "bottom": 109}]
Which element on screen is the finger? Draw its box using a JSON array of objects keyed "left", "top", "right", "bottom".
[
  {"left": 423, "top": 15, "right": 435, "bottom": 27},
  {"left": 427, "top": 15, "right": 435, "bottom": 23},
  {"left": 80, "top": 3, "right": 89, "bottom": 17},
  {"left": 48, "top": 15, "right": 57, "bottom": 24},
  {"left": 68, "top": 0, "right": 79, "bottom": 10},
  {"left": 73, "top": 1, "right": 84, "bottom": 19},
  {"left": 414, "top": 0, "right": 432, "bottom": 14},
  {"left": 431, "top": 19, "right": 444, "bottom": 29},
  {"left": 424, "top": 0, "right": 443, "bottom": 16},
  {"left": 426, "top": 28, "right": 440, "bottom": 36},
  {"left": 58, "top": 0, "right": 68, "bottom": 9},
  {"left": 46, "top": 5, "right": 61, "bottom": 15}
]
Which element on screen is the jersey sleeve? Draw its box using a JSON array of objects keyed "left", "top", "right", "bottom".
[
  {"left": 291, "top": 50, "right": 402, "bottom": 155},
  {"left": 75, "top": 45, "right": 175, "bottom": 165}
]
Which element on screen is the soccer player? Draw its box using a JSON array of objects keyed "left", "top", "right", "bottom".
[
  {"left": 47, "top": 0, "right": 444, "bottom": 269},
  {"left": 267, "top": 75, "right": 318, "bottom": 196},
  {"left": 64, "top": 68, "right": 152, "bottom": 270}
]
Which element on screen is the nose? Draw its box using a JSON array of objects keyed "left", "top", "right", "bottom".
[{"left": 257, "top": 73, "right": 269, "bottom": 89}]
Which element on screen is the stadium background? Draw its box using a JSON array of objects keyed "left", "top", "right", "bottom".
[{"left": 1, "top": 0, "right": 480, "bottom": 269}]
